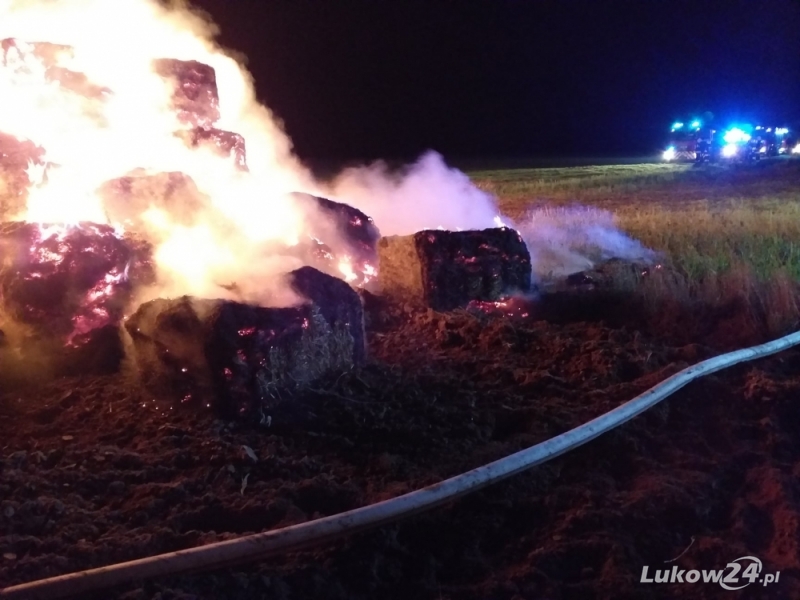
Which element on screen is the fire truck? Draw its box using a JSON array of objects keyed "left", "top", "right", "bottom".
[
  {"left": 705, "top": 125, "right": 796, "bottom": 164},
  {"left": 664, "top": 117, "right": 798, "bottom": 164},
  {"left": 758, "top": 126, "right": 797, "bottom": 156},
  {"left": 661, "top": 120, "right": 702, "bottom": 162},
  {"left": 715, "top": 125, "right": 762, "bottom": 164}
]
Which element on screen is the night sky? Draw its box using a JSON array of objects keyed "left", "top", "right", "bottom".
[{"left": 192, "top": 0, "right": 800, "bottom": 163}]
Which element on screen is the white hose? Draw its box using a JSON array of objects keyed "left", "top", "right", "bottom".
[{"left": 4, "top": 330, "right": 800, "bottom": 600}]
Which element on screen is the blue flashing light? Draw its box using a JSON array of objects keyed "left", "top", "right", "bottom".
[
  {"left": 691, "top": 120, "right": 701, "bottom": 129},
  {"left": 723, "top": 127, "right": 751, "bottom": 144},
  {"left": 671, "top": 122, "right": 684, "bottom": 131}
]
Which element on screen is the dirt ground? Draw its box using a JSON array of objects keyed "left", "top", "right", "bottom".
[{"left": 2, "top": 284, "right": 800, "bottom": 599}]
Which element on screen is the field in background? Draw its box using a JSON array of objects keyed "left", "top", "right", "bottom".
[{"left": 470, "top": 158, "right": 800, "bottom": 346}]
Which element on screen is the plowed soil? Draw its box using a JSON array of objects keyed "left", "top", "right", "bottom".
[{"left": 2, "top": 286, "right": 800, "bottom": 600}]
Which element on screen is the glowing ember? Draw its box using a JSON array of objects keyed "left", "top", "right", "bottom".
[
  {"left": 0, "top": 221, "right": 154, "bottom": 343},
  {"left": 467, "top": 296, "right": 533, "bottom": 320},
  {"left": 68, "top": 268, "right": 126, "bottom": 345}
]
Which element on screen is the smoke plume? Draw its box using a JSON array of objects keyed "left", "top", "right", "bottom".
[
  {"left": 324, "top": 151, "right": 502, "bottom": 235},
  {"left": 512, "top": 205, "right": 657, "bottom": 280}
]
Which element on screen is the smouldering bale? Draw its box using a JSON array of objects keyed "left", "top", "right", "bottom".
[
  {"left": 562, "top": 257, "right": 659, "bottom": 291},
  {"left": 0, "top": 222, "right": 155, "bottom": 377},
  {"left": 124, "top": 266, "right": 365, "bottom": 420},
  {"left": 177, "top": 128, "right": 248, "bottom": 170},
  {"left": 378, "top": 227, "right": 532, "bottom": 311},
  {"left": 152, "top": 58, "right": 221, "bottom": 128},
  {"left": 0, "top": 132, "right": 46, "bottom": 220},
  {"left": 291, "top": 193, "right": 380, "bottom": 287},
  {"left": 289, "top": 265, "right": 366, "bottom": 363}
]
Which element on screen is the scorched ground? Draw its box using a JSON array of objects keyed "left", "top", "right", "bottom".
[{"left": 3, "top": 285, "right": 800, "bottom": 599}]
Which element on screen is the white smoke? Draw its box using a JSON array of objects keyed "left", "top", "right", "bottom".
[
  {"left": 323, "top": 150, "right": 655, "bottom": 281},
  {"left": 512, "top": 205, "right": 657, "bottom": 279},
  {"left": 324, "top": 151, "right": 501, "bottom": 235}
]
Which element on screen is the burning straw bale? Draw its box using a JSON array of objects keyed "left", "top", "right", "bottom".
[
  {"left": 290, "top": 193, "right": 380, "bottom": 287},
  {"left": 124, "top": 266, "right": 365, "bottom": 420},
  {"left": 1, "top": 38, "right": 109, "bottom": 100},
  {"left": 0, "top": 222, "right": 155, "bottom": 377},
  {"left": 98, "top": 171, "right": 209, "bottom": 231},
  {"left": 378, "top": 227, "right": 532, "bottom": 311},
  {"left": 152, "top": 58, "right": 221, "bottom": 129},
  {"left": 0, "top": 132, "right": 46, "bottom": 220},
  {"left": 1, "top": 38, "right": 73, "bottom": 69},
  {"left": 176, "top": 128, "right": 248, "bottom": 170}
]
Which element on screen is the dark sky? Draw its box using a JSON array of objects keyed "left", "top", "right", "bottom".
[{"left": 191, "top": 0, "right": 800, "bottom": 162}]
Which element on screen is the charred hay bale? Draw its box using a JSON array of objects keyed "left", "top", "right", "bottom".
[
  {"left": 98, "top": 171, "right": 209, "bottom": 231},
  {"left": 124, "top": 267, "right": 365, "bottom": 419},
  {"left": 152, "top": 59, "right": 220, "bottom": 129},
  {"left": 289, "top": 265, "right": 366, "bottom": 364},
  {"left": 378, "top": 227, "right": 532, "bottom": 311},
  {"left": 0, "top": 132, "right": 46, "bottom": 220},
  {"left": 562, "top": 257, "right": 657, "bottom": 291},
  {"left": 0, "top": 222, "right": 155, "bottom": 377},
  {"left": 290, "top": 193, "right": 380, "bottom": 287},
  {"left": 176, "top": 128, "right": 247, "bottom": 170}
]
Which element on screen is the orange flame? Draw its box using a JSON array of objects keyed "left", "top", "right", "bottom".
[{"left": 0, "top": 0, "right": 321, "bottom": 303}]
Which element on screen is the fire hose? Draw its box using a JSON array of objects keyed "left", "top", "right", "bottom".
[{"left": 3, "top": 330, "right": 800, "bottom": 600}]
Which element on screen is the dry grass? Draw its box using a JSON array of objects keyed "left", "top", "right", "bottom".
[
  {"left": 617, "top": 202, "right": 800, "bottom": 281},
  {"left": 472, "top": 163, "right": 689, "bottom": 202},
  {"left": 472, "top": 158, "right": 800, "bottom": 343}
]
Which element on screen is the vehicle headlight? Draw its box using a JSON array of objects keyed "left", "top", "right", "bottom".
[
  {"left": 793, "top": 143, "right": 800, "bottom": 155},
  {"left": 722, "top": 143, "right": 738, "bottom": 158},
  {"left": 759, "top": 146, "right": 767, "bottom": 153},
  {"left": 662, "top": 147, "right": 676, "bottom": 161}
]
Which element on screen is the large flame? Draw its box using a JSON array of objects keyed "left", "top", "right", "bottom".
[
  {"left": 0, "top": 0, "right": 321, "bottom": 303},
  {"left": 0, "top": 0, "right": 511, "bottom": 312}
]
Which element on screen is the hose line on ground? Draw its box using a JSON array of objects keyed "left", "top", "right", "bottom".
[{"left": 4, "top": 330, "right": 800, "bottom": 600}]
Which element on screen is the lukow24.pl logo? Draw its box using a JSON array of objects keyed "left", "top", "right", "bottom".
[{"left": 641, "top": 556, "right": 780, "bottom": 590}]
